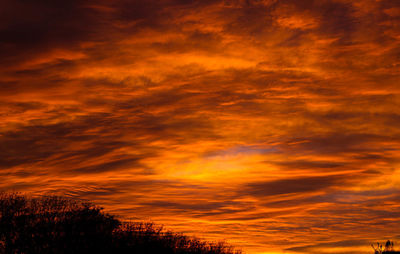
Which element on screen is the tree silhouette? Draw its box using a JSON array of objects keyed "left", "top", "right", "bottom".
[
  {"left": 0, "top": 192, "right": 242, "bottom": 254},
  {"left": 372, "top": 240, "right": 400, "bottom": 254}
]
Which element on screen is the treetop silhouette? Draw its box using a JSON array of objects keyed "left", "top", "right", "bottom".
[
  {"left": 0, "top": 192, "right": 242, "bottom": 254},
  {"left": 372, "top": 240, "right": 400, "bottom": 254}
]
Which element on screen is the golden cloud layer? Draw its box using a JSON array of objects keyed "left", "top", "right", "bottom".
[{"left": 1, "top": 0, "right": 400, "bottom": 253}]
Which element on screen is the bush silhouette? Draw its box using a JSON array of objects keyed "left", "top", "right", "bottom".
[
  {"left": 371, "top": 241, "right": 400, "bottom": 254},
  {"left": 0, "top": 193, "right": 242, "bottom": 254}
]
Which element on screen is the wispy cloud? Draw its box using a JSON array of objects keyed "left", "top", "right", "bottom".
[{"left": 1, "top": 0, "right": 400, "bottom": 253}]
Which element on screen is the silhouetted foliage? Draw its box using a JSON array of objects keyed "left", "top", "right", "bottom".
[
  {"left": 372, "top": 240, "right": 400, "bottom": 254},
  {"left": 0, "top": 193, "right": 242, "bottom": 254}
]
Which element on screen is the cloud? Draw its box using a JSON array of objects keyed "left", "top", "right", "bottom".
[
  {"left": 242, "top": 175, "right": 347, "bottom": 197},
  {"left": 287, "top": 239, "right": 371, "bottom": 254},
  {"left": 1, "top": 0, "right": 400, "bottom": 253}
]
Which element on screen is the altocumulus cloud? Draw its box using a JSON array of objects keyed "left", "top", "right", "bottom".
[{"left": 1, "top": 0, "right": 400, "bottom": 253}]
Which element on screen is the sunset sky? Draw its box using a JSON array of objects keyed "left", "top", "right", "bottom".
[{"left": 1, "top": 0, "right": 400, "bottom": 253}]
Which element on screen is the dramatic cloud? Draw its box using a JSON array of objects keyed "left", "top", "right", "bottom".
[{"left": 1, "top": 0, "right": 400, "bottom": 253}]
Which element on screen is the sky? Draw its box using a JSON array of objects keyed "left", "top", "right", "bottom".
[{"left": 1, "top": 0, "right": 400, "bottom": 253}]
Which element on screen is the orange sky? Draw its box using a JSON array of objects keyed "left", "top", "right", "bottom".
[{"left": 1, "top": 0, "right": 400, "bottom": 253}]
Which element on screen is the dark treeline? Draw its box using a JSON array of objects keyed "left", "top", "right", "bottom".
[{"left": 0, "top": 193, "right": 242, "bottom": 254}]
